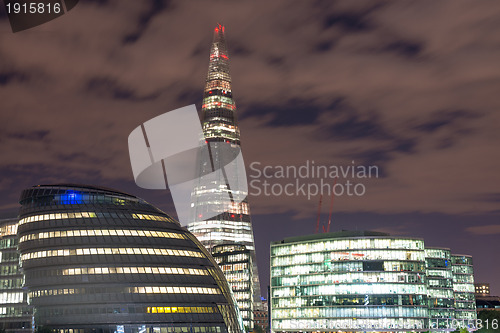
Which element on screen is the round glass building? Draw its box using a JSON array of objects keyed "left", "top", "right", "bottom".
[{"left": 18, "top": 184, "right": 243, "bottom": 333}]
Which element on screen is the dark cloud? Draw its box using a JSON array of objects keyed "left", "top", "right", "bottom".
[
  {"left": 0, "top": 70, "right": 29, "bottom": 85},
  {"left": 85, "top": 77, "right": 158, "bottom": 101},
  {"left": 242, "top": 98, "right": 330, "bottom": 126},
  {"left": 7, "top": 130, "right": 50, "bottom": 141},
  {"left": 383, "top": 40, "right": 423, "bottom": 58},
  {"left": 415, "top": 109, "right": 480, "bottom": 133},
  {"left": 323, "top": 12, "right": 372, "bottom": 32},
  {"left": 122, "top": 0, "right": 173, "bottom": 44}
]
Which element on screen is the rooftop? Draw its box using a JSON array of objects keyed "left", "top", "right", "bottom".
[{"left": 271, "top": 230, "right": 402, "bottom": 245}]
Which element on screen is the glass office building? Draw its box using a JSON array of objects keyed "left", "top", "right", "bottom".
[
  {"left": 270, "top": 230, "right": 477, "bottom": 332},
  {"left": 212, "top": 244, "right": 253, "bottom": 329},
  {"left": 452, "top": 255, "right": 476, "bottom": 321},
  {"left": 425, "top": 247, "right": 455, "bottom": 329},
  {"left": 18, "top": 184, "right": 243, "bottom": 333},
  {"left": 187, "top": 24, "right": 261, "bottom": 322},
  {"left": 0, "top": 218, "right": 32, "bottom": 332}
]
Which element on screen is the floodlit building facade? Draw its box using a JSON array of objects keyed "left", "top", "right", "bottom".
[
  {"left": 475, "top": 283, "right": 490, "bottom": 296},
  {"left": 212, "top": 244, "right": 253, "bottom": 329},
  {"left": 0, "top": 218, "right": 32, "bottom": 332},
  {"left": 452, "top": 255, "right": 476, "bottom": 320},
  {"left": 18, "top": 184, "right": 243, "bottom": 333},
  {"left": 270, "top": 230, "right": 477, "bottom": 332},
  {"left": 425, "top": 247, "right": 455, "bottom": 329},
  {"left": 187, "top": 24, "right": 261, "bottom": 324}
]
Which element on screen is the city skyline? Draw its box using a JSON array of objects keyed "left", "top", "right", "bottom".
[{"left": 0, "top": 0, "right": 499, "bottom": 297}]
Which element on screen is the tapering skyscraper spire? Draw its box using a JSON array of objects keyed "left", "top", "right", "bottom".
[
  {"left": 188, "top": 24, "right": 261, "bottom": 329},
  {"left": 202, "top": 23, "right": 240, "bottom": 145}
]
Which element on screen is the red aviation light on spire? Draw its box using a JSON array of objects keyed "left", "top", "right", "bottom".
[{"left": 215, "top": 23, "right": 225, "bottom": 34}]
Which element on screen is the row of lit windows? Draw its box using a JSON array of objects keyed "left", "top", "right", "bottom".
[
  {"left": 272, "top": 260, "right": 426, "bottom": 277},
  {"left": 428, "top": 288, "right": 454, "bottom": 299},
  {"left": 427, "top": 269, "right": 453, "bottom": 278},
  {"left": 19, "top": 212, "right": 173, "bottom": 225},
  {"left": 129, "top": 286, "right": 221, "bottom": 295},
  {"left": 452, "top": 256, "right": 473, "bottom": 266},
  {"left": 0, "top": 264, "right": 19, "bottom": 276},
  {"left": 35, "top": 304, "right": 217, "bottom": 316},
  {"left": 0, "top": 277, "right": 23, "bottom": 290},
  {"left": 30, "top": 286, "right": 221, "bottom": 298},
  {"left": 21, "top": 247, "right": 203, "bottom": 261},
  {"left": 273, "top": 283, "right": 427, "bottom": 298},
  {"left": 271, "top": 239, "right": 425, "bottom": 256},
  {"left": 453, "top": 283, "right": 475, "bottom": 293},
  {"left": 202, "top": 101, "right": 236, "bottom": 111},
  {"left": 61, "top": 266, "right": 208, "bottom": 276},
  {"left": 0, "top": 251, "right": 19, "bottom": 263},
  {"left": 428, "top": 278, "right": 453, "bottom": 288},
  {"left": 205, "top": 79, "right": 231, "bottom": 91},
  {"left": 203, "top": 95, "right": 234, "bottom": 105},
  {"left": 273, "top": 306, "right": 429, "bottom": 320},
  {"left": 454, "top": 275, "right": 474, "bottom": 285},
  {"left": 0, "top": 237, "right": 18, "bottom": 250},
  {"left": 20, "top": 229, "right": 185, "bottom": 243},
  {"left": 273, "top": 294, "right": 428, "bottom": 308},
  {"left": 53, "top": 327, "right": 223, "bottom": 333},
  {"left": 425, "top": 248, "right": 451, "bottom": 259},
  {"left": 147, "top": 306, "right": 216, "bottom": 314},
  {"left": 273, "top": 271, "right": 425, "bottom": 287},
  {"left": 455, "top": 310, "right": 477, "bottom": 320},
  {"left": 221, "top": 263, "right": 248, "bottom": 272},
  {"left": 0, "top": 223, "right": 18, "bottom": 237},
  {"left": 453, "top": 265, "right": 474, "bottom": 275},
  {"left": 272, "top": 249, "right": 424, "bottom": 266},
  {"left": 0, "top": 305, "right": 31, "bottom": 318},
  {"left": 214, "top": 253, "right": 250, "bottom": 265},
  {"left": 0, "top": 291, "right": 24, "bottom": 304},
  {"left": 207, "top": 71, "right": 231, "bottom": 82},
  {"left": 273, "top": 318, "right": 427, "bottom": 331}
]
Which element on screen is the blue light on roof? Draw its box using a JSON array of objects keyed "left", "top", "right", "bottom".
[{"left": 60, "top": 191, "right": 84, "bottom": 204}]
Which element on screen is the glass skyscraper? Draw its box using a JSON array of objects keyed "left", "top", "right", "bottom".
[
  {"left": 187, "top": 24, "right": 261, "bottom": 326},
  {"left": 270, "top": 230, "right": 477, "bottom": 332},
  {"left": 18, "top": 184, "right": 243, "bottom": 333}
]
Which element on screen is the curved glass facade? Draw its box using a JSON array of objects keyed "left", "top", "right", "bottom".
[
  {"left": 425, "top": 247, "right": 455, "bottom": 329},
  {"left": 18, "top": 184, "right": 243, "bottom": 333},
  {"left": 270, "top": 231, "right": 477, "bottom": 332},
  {"left": 271, "top": 231, "right": 428, "bottom": 332}
]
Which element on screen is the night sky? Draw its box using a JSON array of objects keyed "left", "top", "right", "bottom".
[{"left": 1, "top": 1, "right": 499, "bottom": 296}]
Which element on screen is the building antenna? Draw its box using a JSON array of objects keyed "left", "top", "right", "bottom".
[
  {"left": 326, "top": 177, "right": 337, "bottom": 233},
  {"left": 315, "top": 194, "right": 323, "bottom": 233}
]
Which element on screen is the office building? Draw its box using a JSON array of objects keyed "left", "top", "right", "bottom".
[
  {"left": 475, "top": 283, "right": 490, "bottom": 296},
  {"left": 270, "top": 230, "right": 477, "bottom": 332},
  {"left": 187, "top": 24, "right": 261, "bottom": 323},
  {"left": 212, "top": 244, "right": 253, "bottom": 329},
  {"left": 18, "top": 184, "right": 243, "bottom": 333},
  {"left": 452, "top": 255, "right": 476, "bottom": 320},
  {"left": 0, "top": 218, "right": 32, "bottom": 332},
  {"left": 425, "top": 247, "right": 455, "bottom": 328}
]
